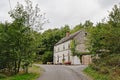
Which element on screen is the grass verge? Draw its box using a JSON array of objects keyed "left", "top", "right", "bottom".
[
  {"left": 83, "top": 66, "right": 109, "bottom": 80},
  {"left": 0, "top": 65, "right": 40, "bottom": 80}
]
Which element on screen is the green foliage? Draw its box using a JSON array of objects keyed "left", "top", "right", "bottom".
[
  {"left": 87, "top": 54, "right": 120, "bottom": 80},
  {"left": 0, "top": 0, "right": 46, "bottom": 75},
  {"left": 108, "top": 5, "right": 120, "bottom": 28},
  {"left": 86, "top": 4, "right": 120, "bottom": 80},
  {"left": 0, "top": 74, "right": 7, "bottom": 79},
  {"left": 84, "top": 20, "right": 93, "bottom": 28},
  {"left": 41, "top": 51, "right": 53, "bottom": 64},
  {"left": 9, "top": 0, "right": 48, "bottom": 31},
  {"left": 0, "top": 65, "right": 40, "bottom": 80},
  {"left": 88, "top": 4, "right": 120, "bottom": 54},
  {"left": 84, "top": 66, "right": 109, "bottom": 80},
  {"left": 0, "top": 73, "right": 39, "bottom": 80},
  {"left": 70, "top": 23, "right": 83, "bottom": 33},
  {"left": 70, "top": 39, "right": 77, "bottom": 56}
]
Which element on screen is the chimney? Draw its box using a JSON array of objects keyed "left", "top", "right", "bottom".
[{"left": 66, "top": 32, "right": 70, "bottom": 37}]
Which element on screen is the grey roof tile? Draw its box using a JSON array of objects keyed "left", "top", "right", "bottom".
[{"left": 55, "top": 30, "right": 82, "bottom": 46}]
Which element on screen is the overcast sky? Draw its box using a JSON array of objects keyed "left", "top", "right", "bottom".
[{"left": 0, "top": 0, "right": 119, "bottom": 30}]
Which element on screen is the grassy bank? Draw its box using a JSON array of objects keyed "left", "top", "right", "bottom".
[
  {"left": 84, "top": 66, "right": 109, "bottom": 80},
  {"left": 0, "top": 65, "right": 41, "bottom": 80}
]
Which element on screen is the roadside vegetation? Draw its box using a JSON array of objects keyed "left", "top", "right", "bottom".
[
  {"left": 0, "top": 0, "right": 44, "bottom": 79},
  {"left": 84, "top": 4, "right": 120, "bottom": 80},
  {"left": 0, "top": 65, "right": 40, "bottom": 80},
  {"left": 84, "top": 66, "right": 109, "bottom": 80}
]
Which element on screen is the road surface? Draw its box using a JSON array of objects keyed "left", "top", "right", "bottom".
[{"left": 36, "top": 65, "right": 91, "bottom": 80}]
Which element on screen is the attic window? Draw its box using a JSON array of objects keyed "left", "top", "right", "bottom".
[{"left": 85, "top": 33, "right": 87, "bottom": 36}]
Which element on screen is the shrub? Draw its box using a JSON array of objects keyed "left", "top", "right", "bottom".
[
  {"left": 106, "top": 54, "right": 120, "bottom": 67},
  {"left": 99, "top": 66, "right": 109, "bottom": 74},
  {"left": 109, "top": 66, "right": 120, "bottom": 80},
  {"left": 0, "top": 74, "right": 7, "bottom": 79},
  {"left": 41, "top": 51, "right": 53, "bottom": 64}
]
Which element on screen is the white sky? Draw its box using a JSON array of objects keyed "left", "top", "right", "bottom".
[{"left": 0, "top": 0, "right": 119, "bottom": 30}]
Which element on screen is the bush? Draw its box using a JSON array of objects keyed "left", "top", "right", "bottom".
[
  {"left": 0, "top": 74, "right": 7, "bottom": 79},
  {"left": 41, "top": 51, "right": 53, "bottom": 64},
  {"left": 89, "top": 54, "right": 120, "bottom": 80},
  {"left": 84, "top": 66, "right": 109, "bottom": 80},
  {"left": 99, "top": 66, "right": 109, "bottom": 74},
  {"left": 106, "top": 54, "right": 120, "bottom": 67},
  {"left": 109, "top": 66, "right": 120, "bottom": 80}
]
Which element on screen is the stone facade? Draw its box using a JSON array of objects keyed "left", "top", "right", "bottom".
[{"left": 53, "top": 30, "right": 91, "bottom": 65}]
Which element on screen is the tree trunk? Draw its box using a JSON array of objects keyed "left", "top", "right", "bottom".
[
  {"left": 25, "top": 66, "right": 28, "bottom": 73},
  {"left": 17, "top": 59, "right": 21, "bottom": 73},
  {"left": 14, "top": 61, "right": 17, "bottom": 74}
]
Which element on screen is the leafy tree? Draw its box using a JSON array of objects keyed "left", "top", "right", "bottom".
[
  {"left": 108, "top": 4, "right": 120, "bottom": 28},
  {"left": 41, "top": 51, "right": 53, "bottom": 64},
  {"left": 84, "top": 20, "right": 93, "bottom": 28},
  {"left": 60, "top": 25, "right": 70, "bottom": 37},
  {"left": 88, "top": 4, "right": 120, "bottom": 54},
  {"left": 0, "top": 0, "right": 46, "bottom": 74},
  {"left": 9, "top": 0, "right": 48, "bottom": 31},
  {"left": 87, "top": 4, "right": 120, "bottom": 79},
  {"left": 70, "top": 23, "right": 84, "bottom": 33}
]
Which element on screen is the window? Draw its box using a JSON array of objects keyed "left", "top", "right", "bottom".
[
  {"left": 85, "top": 33, "right": 87, "bottom": 36},
  {"left": 68, "top": 53, "right": 70, "bottom": 62},
  {"left": 57, "top": 55, "right": 59, "bottom": 62},
  {"left": 58, "top": 47, "right": 59, "bottom": 52},
  {"left": 68, "top": 44, "right": 70, "bottom": 49},
  {"left": 63, "top": 45, "right": 65, "bottom": 50},
  {"left": 54, "top": 48, "right": 56, "bottom": 52}
]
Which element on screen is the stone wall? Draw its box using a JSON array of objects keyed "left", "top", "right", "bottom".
[{"left": 82, "top": 55, "right": 92, "bottom": 65}]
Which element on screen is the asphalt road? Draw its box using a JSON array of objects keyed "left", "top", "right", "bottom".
[{"left": 36, "top": 65, "right": 91, "bottom": 80}]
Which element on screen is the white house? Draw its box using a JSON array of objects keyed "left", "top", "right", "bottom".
[{"left": 53, "top": 30, "right": 91, "bottom": 65}]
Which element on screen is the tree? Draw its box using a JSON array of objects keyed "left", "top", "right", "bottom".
[
  {"left": 41, "top": 51, "right": 53, "bottom": 64},
  {"left": 0, "top": 0, "right": 46, "bottom": 74},
  {"left": 70, "top": 23, "right": 84, "bottom": 33},
  {"left": 84, "top": 20, "right": 93, "bottom": 28},
  {"left": 9, "top": 0, "right": 48, "bottom": 31},
  {"left": 60, "top": 25, "right": 70, "bottom": 37},
  {"left": 108, "top": 4, "right": 120, "bottom": 28},
  {"left": 88, "top": 4, "right": 120, "bottom": 54},
  {"left": 87, "top": 4, "right": 120, "bottom": 79}
]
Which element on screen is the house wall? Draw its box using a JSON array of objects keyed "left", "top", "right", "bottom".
[
  {"left": 54, "top": 40, "right": 81, "bottom": 64},
  {"left": 74, "top": 30, "right": 89, "bottom": 53},
  {"left": 54, "top": 40, "right": 71, "bottom": 64}
]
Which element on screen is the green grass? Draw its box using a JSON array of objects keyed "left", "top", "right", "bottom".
[
  {"left": 84, "top": 66, "right": 109, "bottom": 80},
  {"left": 0, "top": 73, "right": 39, "bottom": 80},
  {"left": 0, "top": 65, "right": 41, "bottom": 80}
]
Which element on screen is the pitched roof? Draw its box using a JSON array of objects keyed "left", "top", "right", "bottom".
[{"left": 55, "top": 30, "right": 82, "bottom": 46}]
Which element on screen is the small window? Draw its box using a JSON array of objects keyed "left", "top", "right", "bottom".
[
  {"left": 85, "top": 33, "right": 87, "bottom": 36},
  {"left": 54, "top": 48, "right": 56, "bottom": 52},
  {"left": 63, "top": 45, "right": 65, "bottom": 50},
  {"left": 68, "top": 44, "right": 70, "bottom": 49},
  {"left": 58, "top": 47, "right": 59, "bottom": 52}
]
